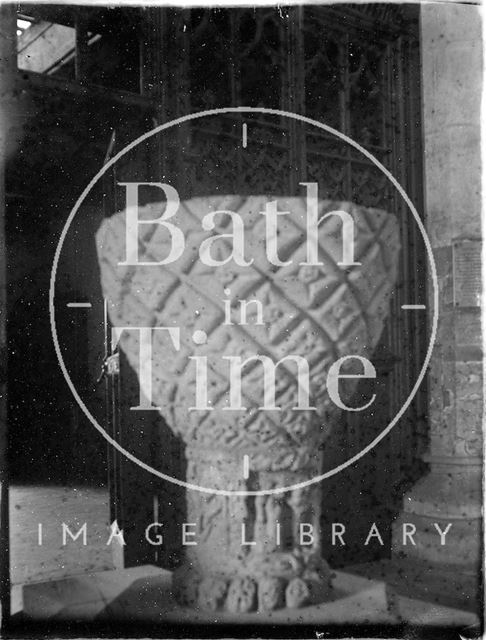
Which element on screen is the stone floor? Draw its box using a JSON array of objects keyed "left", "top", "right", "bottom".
[
  {"left": 12, "top": 564, "right": 479, "bottom": 632},
  {"left": 348, "top": 558, "right": 481, "bottom": 614},
  {"left": 8, "top": 485, "right": 482, "bottom": 633},
  {"left": 9, "top": 485, "right": 114, "bottom": 586}
]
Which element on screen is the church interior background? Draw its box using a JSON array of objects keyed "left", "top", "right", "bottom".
[{"left": 0, "top": 1, "right": 482, "bottom": 635}]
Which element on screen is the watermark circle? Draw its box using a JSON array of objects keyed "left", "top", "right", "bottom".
[{"left": 49, "top": 106, "right": 438, "bottom": 497}]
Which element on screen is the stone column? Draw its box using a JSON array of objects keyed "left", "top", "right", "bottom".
[
  {"left": 0, "top": 3, "right": 17, "bottom": 620},
  {"left": 393, "top": 3, "right": 482, "bottom": 576}
]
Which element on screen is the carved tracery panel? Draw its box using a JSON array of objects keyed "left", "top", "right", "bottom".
[{"left": 116, "top": 4, "right": 427, "bottom": 568}]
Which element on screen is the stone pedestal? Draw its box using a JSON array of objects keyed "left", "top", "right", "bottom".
[
  {"left": 174, "top": 447, "right": 329, "bottom": 611},
  {"left": 392, "top": 3, "right": 482, "bottom": 576},
  {"left": 97, "top": 195, "right": 400, "bottom": 611}
]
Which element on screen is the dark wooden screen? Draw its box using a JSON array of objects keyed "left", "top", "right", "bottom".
[
  {"left": 115, "top": 4, "right": 427, "bottom": 568},
  {"left": 13, "top": 4, "right": 427, "bottom": 569}
]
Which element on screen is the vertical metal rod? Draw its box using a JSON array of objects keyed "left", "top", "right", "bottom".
[
  {"left": 138, "top": 8, "right": 146, "bottom": 97},
  {"left": 396, "top": 37, "right": 414, "bottom": 473},
  {"left": 142, "top": 9, "right": 164, "bottom": 566},
  {"left": 294, "top": 6, "right": 307, "bottom": 185},
  {"left": 229, "top": 11, "right": 239, "bottom": 107},
  {"left": 103, "top": 298, "right": 115, "bottom": 523},
  {"left": 385, "top": 40, "right": 400, "bottom": 447},
  {"left": 0, "top": 4, "right": 17, "bottom": 625},
  {"left": 74, "top": 13, "right": 89, "bottom": 84},
  {"left": 115, "top": 348, "right": 122, "bottom": 517},
  {"left": 341, "top": 35, "right": 352, "bottom": 200},
  {"left": 282, "top": 7, "right": 296, "bottom": 192},
  {"left": 407, "top": 35, "right": 428, "bottom": 459},
  {"left": 102, "top": 129, "right": 117, "bottom": 523},
  {"left": 230, "top": 11, "right": 244, "bottom": 193}
]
